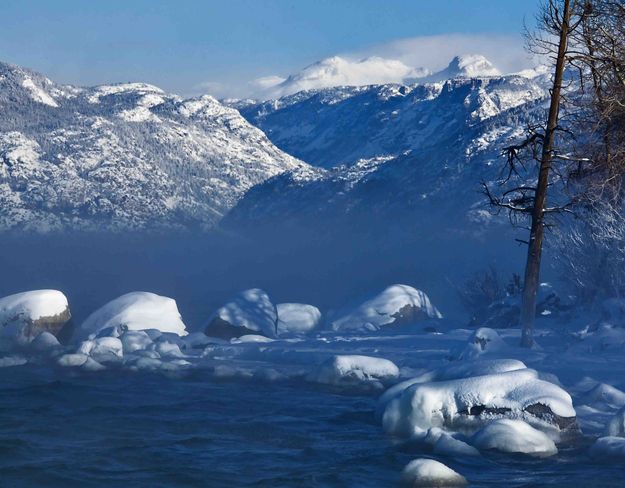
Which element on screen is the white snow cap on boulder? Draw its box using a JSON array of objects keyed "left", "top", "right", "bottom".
[
  {"left": 205, "top": 288, "right": 277, "bottom": 339},
  {"left": 401, "top": 458, "right": 467, "bottom": 487},
  {"left": 380, "top": 368, "right": 576, "bottom": 439},
  {"left": 331, "top": 284, "right": 441, "bottom": 332},
  {"left": 471, "top": 419, "right": 558, "bottom": 457},
  {"left": 0, "top": 290, "right": 71, "bottom": 346},
  {"left": 78, "top": 292, "right": 187, "bottom": 339},
  {"left": 276, "top": 303, "right": 322, "bottom": 336},
  {"left": 310, "top": 354, "right": 400, "bottom": 387}
]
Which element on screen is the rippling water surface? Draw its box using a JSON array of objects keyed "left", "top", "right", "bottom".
[{"left": 1, "top": 367, "right": 624, "bottom": 487}]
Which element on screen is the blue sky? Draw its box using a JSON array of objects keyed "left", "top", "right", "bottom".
[{"left": 0, "top": 0, "right": 538, "bottom": 97}]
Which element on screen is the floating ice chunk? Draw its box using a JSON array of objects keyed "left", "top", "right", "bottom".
[
  {"left": 130, "top": 357, "right": 163, "bottom": 371},
  {"left": 0, "top": 355, "right": 28, "bottom": 367},
  {"left": 400, "top": 458, "right": 467, "bottom": 487},
  {"left": 120, "top": 330, "right": 153, "bottom": 353},
  {"left": 276, "top": 303, "right": 322, "bottom": 336},
  {"left": 380, "top": 368, "right": 576, "bottom": 438},
  {"left": 58, "top": 353, "right": 89, "bottom": 367},
  {"left": 78, "top": 292, "right": 187, "bottom": 339},
  {"left": 589, "top": 436, "right": 625, "bottom": 460},
  {"left": 0, "top": 290, "right": 71, "bottom": 346},
  {"left": 231, "top": 334, "right": 274, "bottom": 344},
  {"left": 471, "top": 419, "right": 557, "bottom": 457},
  {"left": 205, "top": 289, "right": 278, "bottom": 339},
  {"left": 311, "top": 355, "right": 399, "bottom": 387},
  {"left": 331, "top": 285, "right": 442, "bottom": 332}
]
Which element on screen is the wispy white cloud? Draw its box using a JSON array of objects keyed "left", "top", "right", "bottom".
[
  {"left": 346, "top": 33, "right": 535, "bottom": 76},
  {"left": 193, "top": 33, "right": 539, "bottom": 100}
]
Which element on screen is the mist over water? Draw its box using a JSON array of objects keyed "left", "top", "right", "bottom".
[{"left": 0, "top": 217, "right": 526, "bottom": 328}]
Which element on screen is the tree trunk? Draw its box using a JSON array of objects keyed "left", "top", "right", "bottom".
[{"left": 519, "top": 0, "right": 572, "bottom": 348}]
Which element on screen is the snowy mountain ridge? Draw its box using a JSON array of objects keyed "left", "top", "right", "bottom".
[
  {"left": 0, "top": 61, "right": 303, "bottom": 232},
  {"left": 227, "top": 64, "right": 551, "bottom": 232}
]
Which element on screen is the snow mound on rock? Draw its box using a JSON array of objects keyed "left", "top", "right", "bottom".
[
  {"left": 380, "top": 368, "right": 576, "bottom": 438},
  {"left": 401, "top": 458, "right": 467, "bottom": 487},
  {"left": 78, "top": 292, "right": 187, "bottom": 339},
  {"left": 331, "top": 285, "right": 441, "bottom": 332},
  {"left": 0, "top": 290, "right": 71, "bottom": 346},
  {"left": 205, "top": 288, "right": 277, "bottom": 339},
  {"left": 310, "top": 354, "right": 399, "bottom": 387},
  {"left": 471, "top": 419, "right": 557, "bottom": 457},
  {"left": 276, "top": 303, "right": 322, "bottom": 336}
]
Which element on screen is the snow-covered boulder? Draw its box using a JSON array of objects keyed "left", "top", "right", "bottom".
[
  {"left": 380, "top": 368, "right": 576, "bottom": 439},
  {"left": 0, "top": 290, "right": 71, "bottom": 347},
  {"left": 400, "top": 459, "right": 467, "bottom": 487},
  {"left": 331, "top": 285, "right": 442, "bottom": 332},
  {"left": 310, "top": 354, "right": 399, "bottom": 388},
  {"left": 454, "top": 327, "right": 506, "bottom": 359},
  {"left": 77, "top": 292, "right": 187, "bottom": 340},
  {"left": 471, "top": 419, "right": 557, "bottom": 457},
  {"left": 205, "top": 289, "right": 277, "bottom": 339},
  {"left": 276, "top": 303, "right": 322, "bottom": 336}
]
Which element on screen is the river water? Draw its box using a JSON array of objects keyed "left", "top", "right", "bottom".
[{"left": 1, "top": 366, "right": 624, "bottom": 487}]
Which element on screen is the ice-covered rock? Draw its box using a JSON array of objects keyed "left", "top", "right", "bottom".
[
  {"left": 0, "top": 290, "right": 71, "bottom": 347},
  {"left": 400, "top": 458, "right": 467, "bottom": 487},
  {"left": 331, "top": 285, "right": 441, "bottom": 332},
  {"left": 605, "top": 406, "right": 625, "bottom": 437},
  {"left": 120, "top": 330, "right": 153, "bottom": 353},
  {"left": 205, "top": 289, "right": 277, "bottom": 339},
  {"left": 276, "top": 303, "right": 322, "bottom": 336},
  {"left": 231, "top": 334, "right": 275, "bottom": 344},
  {"left": 310, "top": 354, "right": 399, "bottom": 387},
  {"left": 153, "top": 341, "right": 184, "bottom": 358},
  {"left": 423, "top": 428, "right": 480, "bottom": 457},
  {"left": 30, "top": 331, "right": 62, "bottom": 351},
  {"left": 471, "top": 419, "right": 557, "bottom": 457},
  {"left": 380, "top": 368, "right": 576, "bottom": 439},
  {"left": 58, "top": 353, "right": 89, "bottom": 367},
  {"left": 581, "top": 383, "right": 625, "bottom": 410},
  {"left": 78, "top": 292, "right": 187, "bottom": 339},
  {"left": 589, "top": 436, "right": 625, "bottom": 460},
  {"left": 0, "top": 355, "right": 28, "bottom": 367}
]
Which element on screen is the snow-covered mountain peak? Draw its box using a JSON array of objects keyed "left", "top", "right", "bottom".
[
  {"left": 424, "top": 54, "right": 501, "bottom": 83},
  {"left": 257, "top": 55, "right": 429, "bottom": 99},
  {"left": 0, "top": 61, "right": 76, "bottom": 107}
]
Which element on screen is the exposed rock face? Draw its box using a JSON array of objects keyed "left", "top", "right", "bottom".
[
  {"left": 205, "top": 288, "right": 278, "bottom": 339},
  {"left": 0, "top": 290, "right": 72, "bottom": 346}
]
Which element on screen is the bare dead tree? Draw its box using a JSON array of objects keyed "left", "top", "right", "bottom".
[{"left": 484, "top": 0, "right": 587, "bottom": 347}]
